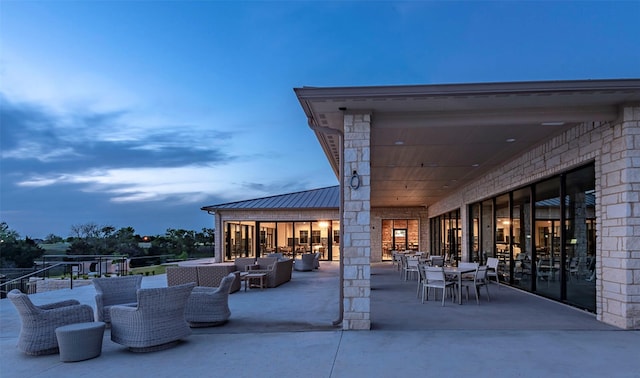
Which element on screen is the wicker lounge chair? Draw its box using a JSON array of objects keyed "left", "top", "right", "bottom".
[
  {"left": 185, "top": 273, "right": 235, "bottom": 327},
  {"left": 7, "top": 289, "right": 94, "bottom": 355},
  {"left": 92, "top": 275, "right": 142, "bottom": 324},
  {"left": 294, "top": 253, "right": 315, "bottom": 271},
  {"left": 109, "top": 283, "right": 195, "bottom": 352}
]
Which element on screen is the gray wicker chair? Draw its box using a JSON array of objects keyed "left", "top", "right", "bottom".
[
  {"left": 7, "top": 289, "right": 94, "bottom": 355},
  {"left": 185, "top": 273, "right": 235, "bottom": 327},
  {"left": 92, "top": 275, "right": 142, "bottom": 324},
  {"left": 109, "top": 283, "right": 195, "bottom": 352},
  {"left": 294, "top": 253, "right": 315, "bottom": 271}
]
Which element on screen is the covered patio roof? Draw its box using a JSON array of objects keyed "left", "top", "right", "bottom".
[{"left": 295, "top": 79, "right": 640, "bottom": 208}]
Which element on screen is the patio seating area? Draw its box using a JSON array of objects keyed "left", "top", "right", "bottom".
[{"left": 2, "top": 261, "right": 638, "bottom": 377}]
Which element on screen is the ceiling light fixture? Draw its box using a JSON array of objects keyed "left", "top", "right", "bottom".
[
  {"left": 394, "top": 141, "right": 404, "bottom": 145},
  {"left": 472, "top": 163, "right": 480, "bottom": 167},
  {"left": 506, "top": 138, "right": 516, "bottom": 143},
  {"left": 541, "top": 121, "right": 565, "bottom": 126}
]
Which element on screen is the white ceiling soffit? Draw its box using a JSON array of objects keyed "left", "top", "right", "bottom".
[{"left": 295, "top": 79, "right": 640, "bottom": 208}]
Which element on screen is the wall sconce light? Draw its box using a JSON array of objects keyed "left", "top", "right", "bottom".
[{"left": 350, "top": 170, "right": 360, "bottom": 190}]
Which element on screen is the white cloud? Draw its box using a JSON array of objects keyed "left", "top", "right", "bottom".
[
  {"left": 1, "top": 142, "right": 81, "bottom": 162},
  {"left": 15, "top": 162, "right": 296, "bottom": 204}
]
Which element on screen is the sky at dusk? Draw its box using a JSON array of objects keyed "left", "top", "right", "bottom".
[{"left": 1, "top": 1, "right": 639, "bottom": 239}]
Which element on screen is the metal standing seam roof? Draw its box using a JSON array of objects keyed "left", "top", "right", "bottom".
[{"left": 201, "top": 186, "right": 339, "bottom": 211}]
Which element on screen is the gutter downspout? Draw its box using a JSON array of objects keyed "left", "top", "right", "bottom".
[{"left": 307, "top": 120, "right": 344, "bottom": 327}]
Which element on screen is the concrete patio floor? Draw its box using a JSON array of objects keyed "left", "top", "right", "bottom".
[{"left": 1, "top": 262, "right": 639, "bottom": 377}]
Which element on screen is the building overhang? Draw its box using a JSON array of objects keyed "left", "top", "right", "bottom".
[{"left": 295, "top": 79, "right": 640, "bottom": 208}]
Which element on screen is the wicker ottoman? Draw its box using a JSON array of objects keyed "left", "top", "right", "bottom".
[{"left": 55, "top": 321, "right": 106, "bottom": 362}]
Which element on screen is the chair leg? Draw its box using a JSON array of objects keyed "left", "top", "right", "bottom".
[
  {"left": 484, "top": 284, "right": 491, "bottom": 302},
  {"left": 474, "top": 284, "right": 480, "bottom": 304}
]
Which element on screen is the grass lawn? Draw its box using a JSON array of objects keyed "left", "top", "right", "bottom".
[{"left": 128, "top": 265, "right": 167, "bottom": 276}]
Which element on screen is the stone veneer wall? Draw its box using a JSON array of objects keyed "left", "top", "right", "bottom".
[
  {"left": 342, "top": 113, "right": 371, "bottom": 330},
  {"left": 427, "top": 106, "right": 640, "bottom": 329},
  {"left": 599, "top": 106, "right": 640, "bottom": 329}
]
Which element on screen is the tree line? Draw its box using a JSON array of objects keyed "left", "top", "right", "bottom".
[{"left": 0, "top": 221, "right": 214, "bottom": 269}]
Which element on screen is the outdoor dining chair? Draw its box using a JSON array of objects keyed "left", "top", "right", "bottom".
[
  {"left": 486, "top": 257, "right": 500, "bottom": 288},
  {"left": 421, "top": 266, "right": 456, "bottom": 306},
  {"left": 459, "top": 265, "right": 491, "bottom": 304},
  {"left": 404, "top": 256, "right": 420, "bottom": 281}
]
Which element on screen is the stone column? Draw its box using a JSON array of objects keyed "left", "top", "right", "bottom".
[
  {"left": 214, "top": 213, "right": 223, "bottom": 263},
  {"left": 598, "top": 106, "right": 640, "bottom": 329},
  {"left": 342, "top": 112, "right": 371, "bottom": 330}
]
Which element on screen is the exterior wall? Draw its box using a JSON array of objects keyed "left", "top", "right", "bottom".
[
  {"left": 599, "top": 106, "right": 640, "bottom": 329},
  {"left": 342, "top": 113, "right": 371, "bottom": 330},
  {"left": 211, "top": 209, "right": 339, "bottom": 262},
  {"left": 428, "top": 106, "right": 640, "bottom": 329},
  {"left": 370, "top": 207, "right": 429, "bottom": 262}
]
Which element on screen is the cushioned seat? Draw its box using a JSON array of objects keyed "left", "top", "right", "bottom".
[
  {"left": 110, "top": 283, "right": 195, "bottom": 352},
  {"left": 185, "top": 273, "right": 236, "bottom": 327},
  {"left": 294, "top": 253, "right": 315, "bottom": 271}
]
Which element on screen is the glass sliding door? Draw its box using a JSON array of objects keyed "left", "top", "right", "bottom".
[
  {"left": 564, "top": 165, "right": 596, "bottom": 311},
  {"left": 534, "top": 177, "right": 562, "bottom": 300},
  {"left": 429, "top": 210, "right": 460, "bottom": 263},
  {"left": 481, "top": 199, "right": 495, "bottom": 265},
  {"left": 277, "top": 222, "right": 294, "bottom": 258},
  {"left": 512, "top": 188, "right": 532, "bottom": 290},
  {"left": 225, "top": 222, "right": 254, "bottom": 259},
  {"left": 311, "top": 220, "right": 331, "bottom": 260},
  {"left": 469, "top": 203, "right": 481, "bottom": 263},
  {"left": 495, "top": 195, "right": 511, "bottom": 283},
  {"left": 331, "top": 220, "right": 340, "bottom": 261},
  {"left": 259, "top": 222, "right": 276, "bottom": 256}
]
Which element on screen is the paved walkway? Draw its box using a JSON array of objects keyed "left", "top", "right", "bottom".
[{"left": 1, "top": 262, "right": 639, "bottom": 377}]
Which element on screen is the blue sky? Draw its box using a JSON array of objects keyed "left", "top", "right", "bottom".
[{"left": 1, "top": 1, "right": 639, "bottom": 239}]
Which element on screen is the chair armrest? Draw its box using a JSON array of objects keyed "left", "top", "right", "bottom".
[
  {"left": 39, "top": 299, "right": 81, "bottom": 310},
  {"left": 47, "top": 304, "right": 94, "bottom": 321}
]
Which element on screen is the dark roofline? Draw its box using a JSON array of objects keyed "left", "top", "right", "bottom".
[
  {"left": 294, "top": 78, "right": 640, "bottom": 100},
  {"left": 201, "top": 186, "right": 339, "bottom": 211}
]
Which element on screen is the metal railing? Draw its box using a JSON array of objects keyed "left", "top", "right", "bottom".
[
  {"left": 38, "top": 255, "right": 129, "bottom": 278},
  {"left": 0, "top": 263, "right": 65, "bottom": 298}
]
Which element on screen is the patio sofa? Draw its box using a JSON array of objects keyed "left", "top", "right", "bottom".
[
  {"left": 248, "top": 257, "right": 294, "bottom": 288},
  {"left": 166, "top": 265, "right": 241, "bottom": 293}
]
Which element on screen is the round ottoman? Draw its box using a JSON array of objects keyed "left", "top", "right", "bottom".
[{"left": 55, "top": 321, "right": 106, "bottom": 362}]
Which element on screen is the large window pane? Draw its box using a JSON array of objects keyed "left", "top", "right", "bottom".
[
  {"left": 512, "top": 188, "right": 532, "bottom": 291},
  {"left": 495, "top": 194, "right": 510, "bottom": 283},
  {"left": 534, "top": 177, "right": 562, "bottom": 300},
  {"left": 469, "top": 203, "right": 481, "bottom": 262},
  {"left": 481, "top": 199, "right": 494, "bottom": 264},
  {"left": 564, "top": 165, "right": 596, "bottom": 311}
]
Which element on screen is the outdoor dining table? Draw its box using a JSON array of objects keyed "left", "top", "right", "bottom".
[{"left": 443, "top": 266, "right": 476, "bottom": 305}]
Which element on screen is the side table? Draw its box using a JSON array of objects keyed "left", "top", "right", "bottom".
[
  {"left": 55, "top": 321, "right": 106, "bottom": 362},
  {"left": 241, "top": 272, "right": 266, "bottom": 291}
]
